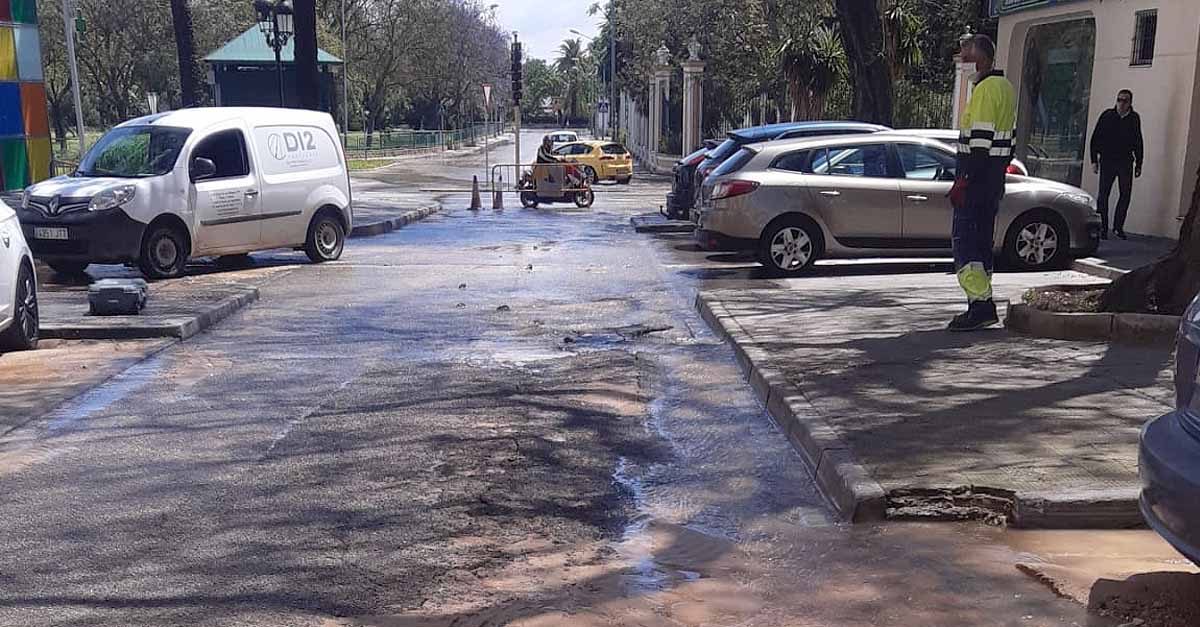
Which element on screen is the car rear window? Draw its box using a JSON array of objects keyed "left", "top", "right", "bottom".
[
  {"left": 601, "top": 143, "right": 628, "bottom": 155},
  {"left": 711, "top": 147, "right": 756, "bottom": 177},
  {"left": 706, "top": 139, "right": 739, "bottom": 165}
]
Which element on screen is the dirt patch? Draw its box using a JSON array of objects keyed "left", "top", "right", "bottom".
[
  {"left": 1024, "top": 284, "right": 1109, "bottom": 313},
  {"left": 1089, "top": 572, "right": 1200, "bottom": 627}
]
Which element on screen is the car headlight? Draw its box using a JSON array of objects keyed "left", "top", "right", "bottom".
[
  {"left": 1060, "top": 191, "right": 1097, "bottom": 212},
  {"left": 89, "top": 185, "right": 137, "bottom": 212}
]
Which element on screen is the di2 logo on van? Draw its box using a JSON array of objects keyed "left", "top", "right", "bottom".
[{"left": 267, "top": 130, "right": 319, "bottom": 169}]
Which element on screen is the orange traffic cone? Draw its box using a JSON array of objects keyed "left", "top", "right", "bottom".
[{"left": 470, "top": 176, "right": 482, "bottom": 210}]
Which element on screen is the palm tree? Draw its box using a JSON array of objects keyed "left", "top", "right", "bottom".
[
  {"left": 879, "top": 0, "right": 924, "bottom": 81},
  {"left": 169, "top": 0, "right": 199, "bottom": 107},
  {"left": 555, "top": 38, "right": 587, "bottom": 119},
  {"left": 778, "top": 23, "right": 845, "bottom": 121}
]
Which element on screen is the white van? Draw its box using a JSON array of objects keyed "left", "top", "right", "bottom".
[{"left": 18, "top": 107, "right": 352, "bottom": 279}]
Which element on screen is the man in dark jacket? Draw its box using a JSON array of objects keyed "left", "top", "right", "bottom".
[{"left": 1089, "top": 90, "right": 1144, "bottom": 239}]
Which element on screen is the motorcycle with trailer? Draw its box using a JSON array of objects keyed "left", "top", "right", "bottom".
[{"left": 517, "top": 161, "right": 595, "bottom": 209}]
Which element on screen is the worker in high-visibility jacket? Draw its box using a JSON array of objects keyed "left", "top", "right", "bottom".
[{"left": 947, "top": 34, "right": 1016, "bottom": 332}]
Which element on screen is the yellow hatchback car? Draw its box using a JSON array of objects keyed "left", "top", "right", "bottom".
[{"left": 552, "top": 140, "right": 634, "bottom": 184}]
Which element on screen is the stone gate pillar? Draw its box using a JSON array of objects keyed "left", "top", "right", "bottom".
[
  {"left": 681, "top": 38, "right": 705, "bottom": 155},
  {"left": 649, "top": 44, "right": 672, "bottom": 158}
]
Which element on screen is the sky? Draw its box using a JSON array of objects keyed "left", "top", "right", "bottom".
[{"left": 492, "top": 0, "right": 603, "bottom": 63}]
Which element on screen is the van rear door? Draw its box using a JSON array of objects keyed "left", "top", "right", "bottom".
[
  {"left": 251, "top": 124, "right": 345, "bottom": 248},
  {"left": 190, "top": 127, "right": 262, "bottom": 252}
]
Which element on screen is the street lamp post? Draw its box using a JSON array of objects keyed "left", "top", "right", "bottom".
[{"left": 253, "top": 0, "right": 294, "bottom": 107}]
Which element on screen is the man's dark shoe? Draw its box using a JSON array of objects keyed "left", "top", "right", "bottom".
[
  {"left": 947, "top": 300, "right": 999, "bottom": 332},
  {"left": 1116, "top": 230, "right": 1128, "bottom": 240}
]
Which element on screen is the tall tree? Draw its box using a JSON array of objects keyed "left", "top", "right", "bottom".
[
  {"left": 169, "top": 0, "right": 200, "bottom": 107},
  {"left": 293, "top": 0, "right": 321, "bottom": 110},
  {"left": 1102, "top": 167, "right": 1200, "bottom": 315},
  {"left": 832, "top": 0, "right": 893, "bottom": 125},
  {"left": 555, "top": 38, "right": 586, "bottom": 119}
]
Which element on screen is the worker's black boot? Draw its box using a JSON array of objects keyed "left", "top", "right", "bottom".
[{"left": 947, "top": 299, "right": 999, "bottom": 332}]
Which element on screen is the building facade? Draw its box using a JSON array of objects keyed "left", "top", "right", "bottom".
[
  {"left": 0, "top": 0, "right": 50, "bottom": 191},
  {"left": 996, "top": 0, "right": 1200, "bottom": 238}
]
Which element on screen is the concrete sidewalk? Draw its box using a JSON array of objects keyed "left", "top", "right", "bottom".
[
  {"left": 697, "top": 270, "right": 1173, "bottom": 528},
  {"left": 350, "top": 180, "right": 441, "bottom": 237},
  {"left": 1074, "top": 233, "right": 1175, "bottom": 279}
]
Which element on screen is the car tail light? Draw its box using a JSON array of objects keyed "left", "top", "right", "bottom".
[
  {"left": 710, "top": 180, "right": 759, "bottom": 201},
  {"left": 1007, "top": 164, "right": 1025, "bottom": 175},
  {"left": 685, "top": 153, "right": 707, "bottom": 167}
]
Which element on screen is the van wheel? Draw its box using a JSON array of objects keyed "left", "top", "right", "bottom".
[
  {"left": 0, "top": 262, "right": 38, "bottom": 351},
  {"left": 138, "top": 224, "right": 189, "bottom": 279},
  {"left": 758, "top": 217, "right": 823, "bottom": 277},
  {"left": 305, "top": 212, "right": 345, "bottom": 263},
  {"left": 46, "top": 260, "right": 89, "bottom": 276}
]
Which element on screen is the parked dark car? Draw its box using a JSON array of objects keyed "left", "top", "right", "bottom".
[
  {"left": 689, "top": 121, "right": 892, "bottom": 218},
  {"left": 1140, "top": 295, "right": 1200, "bottom": 567},
  {"left": 664, "top": 139, "right": 721, "bottom": 220}
]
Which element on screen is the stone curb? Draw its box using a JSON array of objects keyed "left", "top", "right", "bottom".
[
  {"left": 631, "top": 214, "right": 695, "bottom": 234},
  {"left": 41, "top": 285, "right": 260, "bottom": 341},
  {"left": 695, "top": 293, "right": 887, "bottom": 523},
  {"left": 350, "top": 204, "right": 441, "bottom": 239},
  {"left": 697, "top": 291, "right": 1150, "bottom": 528},
  {"left": 1071, "top": 258, "right": 1128, "bottom": 281},
  {"left": 1006, "top": 302, "right": 1179, "bottom": 345}
]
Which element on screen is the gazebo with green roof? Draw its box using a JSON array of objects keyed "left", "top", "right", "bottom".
[{"left": 204, "top": 26, "right": 343, "bottom": 110}]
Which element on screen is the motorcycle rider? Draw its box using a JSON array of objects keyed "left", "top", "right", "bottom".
[{"left": 534, "top": 135, "right": 562, "bottom": 185}]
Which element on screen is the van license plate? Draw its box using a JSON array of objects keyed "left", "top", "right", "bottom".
[{"left": 34, "top": 227, "right": 68, "bottom": 240}]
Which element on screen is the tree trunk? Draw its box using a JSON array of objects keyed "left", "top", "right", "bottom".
[
  {"left": 833, "top": 0, "right": 893, "bottom": 126},
  {"left": 293, "top": 0, "right": 321, "bottom": 111},
  {"left": 169, "top": 0, "right": 200, "bottom": 107},
  {"left": 1102, "top": 163, "right": 1200, "bottom": 315}
]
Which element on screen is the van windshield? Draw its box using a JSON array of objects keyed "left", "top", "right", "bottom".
[{"left": 77, "top": 125, "right": 192, "bottom": 178}]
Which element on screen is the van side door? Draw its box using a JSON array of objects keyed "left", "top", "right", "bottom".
[
  {"left": 252, "top": 125, "right": 344, "bottom": 248},
  {"left": 190, "top": 126, "right": 261, "bottom": 253}
]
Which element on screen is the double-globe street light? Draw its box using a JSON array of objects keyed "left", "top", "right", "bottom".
[{"left": 253, "top": 0, "right": 295, "bottom": 107}]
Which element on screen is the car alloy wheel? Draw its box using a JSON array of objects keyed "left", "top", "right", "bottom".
[
  {"left": 0, "top": 263, "right": 38, "bottom": 350},
  {"left": 1015, "top": 221, "right": 1060, "bottom": 267},
  {"left": 581, "top": 166, "right": 597, "bottom": 184},
  {"left": 770, "top": 226, "right": 814, "bottom": 271}
]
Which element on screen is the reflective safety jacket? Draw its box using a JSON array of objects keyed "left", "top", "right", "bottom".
[{"left": 957, "top": 70, "right": 1017, "bottom": 185}]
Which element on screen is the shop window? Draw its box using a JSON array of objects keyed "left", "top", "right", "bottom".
[
  {"left": 1016, "top": 18, "right": 1096, "bottom": 187},
  {"left": 1132, "top": 10, "right": 1158, "bottom": 67}
]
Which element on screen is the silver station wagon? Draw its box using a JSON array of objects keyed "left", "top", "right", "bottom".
[{"left": 695, "top": 134, "right": 1102, "bottom": 276}]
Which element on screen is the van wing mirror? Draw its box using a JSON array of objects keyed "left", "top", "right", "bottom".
[{"left": 191, "top": 157, "right": 217, "bottom": 182}]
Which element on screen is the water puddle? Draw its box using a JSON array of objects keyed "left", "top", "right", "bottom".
[{"left": 45, "top": 355, "right": 164, "bottom": 432}]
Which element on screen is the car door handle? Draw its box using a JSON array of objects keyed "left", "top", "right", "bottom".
[
  {"left": 818, "top": 190, "right": 841, "bottom": 197},
  {"left": 905, "top": 194, "right": 929, "bottom": 202},
  {"left": 244, "top": 190, "right": 260, "bottom": 197}
]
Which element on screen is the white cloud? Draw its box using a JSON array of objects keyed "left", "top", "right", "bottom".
[{"left": 492, "top": 0, "right": 602, "bottom": 62}]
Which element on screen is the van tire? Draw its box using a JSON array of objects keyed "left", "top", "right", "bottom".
[
  {"left": 138, "top": 224, "right": 190, "bottom": 279},
  {"left": 0, "top": 262, "right": 38, "bottom": 352},
  {"left": 305, "top": 211, "right": 345, "bottom": 263}
]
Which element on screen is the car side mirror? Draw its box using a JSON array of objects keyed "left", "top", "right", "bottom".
[
  {"left": 191, "top": 157, "right": 217, "bottom": 182},
  {"left": 938, "top": 167, "right": 957, "bottom": 182}
]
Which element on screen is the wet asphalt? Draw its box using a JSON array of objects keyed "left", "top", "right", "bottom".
[{"left": 0, "top": 131, "right": 1105, "bottom": 626}]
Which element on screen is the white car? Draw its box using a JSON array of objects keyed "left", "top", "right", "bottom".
[
  {"left": 0, "top": 198, "right": 38, "bottom": 351},
  {"left": 880, "top": 129, "right": 1030, "bottom": 176},
  {"left": 19, "top": 107, "right": 352, "bottom": 279},
  {"left": 546, "top": 131, "right": 580, "bottom": 151}
]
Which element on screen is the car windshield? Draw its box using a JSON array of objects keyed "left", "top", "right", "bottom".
[{"left": 77, "top": 125, "right": 191, "bottom": 178}]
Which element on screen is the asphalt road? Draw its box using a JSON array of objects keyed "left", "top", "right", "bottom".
[{"left": 0, "top": 130, "right": 1119, "bottom": 626}]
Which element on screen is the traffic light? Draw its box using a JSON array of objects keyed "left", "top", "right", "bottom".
[{"left": 511, "top": 41, "right": 522, "bottom": 105}]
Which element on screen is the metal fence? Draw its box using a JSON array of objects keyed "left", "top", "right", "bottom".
[{"left": 342, "top": 124, "right": 501, "bottom": 158}]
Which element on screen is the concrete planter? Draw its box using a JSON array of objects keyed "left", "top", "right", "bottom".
[{"left": 1007, "top": 302, "right": 1180, "bottom": 345}]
